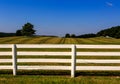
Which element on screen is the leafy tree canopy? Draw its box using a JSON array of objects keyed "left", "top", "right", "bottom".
[
  {"left": 97, "top": 26, "right": 120, "bottom": 38},
  {"left": 21, "top": 23, "right": 35, "bottom": 36},
  {"left": 16, "top": 30, "right": 22, "bottom": 36},
  {"left": 65, "top": 33, "right": 70, "bottom": 38}
]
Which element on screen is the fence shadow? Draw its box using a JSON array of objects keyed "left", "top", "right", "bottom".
[
  {"left": 1, "top": 70, "right": 120, "bottom": 77},
  {"left": 17, "top": 70, "right": 70, "bottom": 76},
  {"left": 76, "top": 71, "right": 120, "bottom": 77},
  {"left": 0, "top": 70, "right": 70, "bottom": 76}
]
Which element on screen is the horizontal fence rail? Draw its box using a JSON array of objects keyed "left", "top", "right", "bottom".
[
  {"left": 17, "top": 44, "right": 72, "bottom": 48},
  {"left": 76, "top": 66, "right": 120, "bottom": 71},
  {"left": 76, "top": 45, "right": 120, "bottom": 49},
  {"left": 18, "top": 66, "right": 71, "bottom": 70},
  {"left": 17, "top": 52, "right": 71, "bottom": 56},
  {"left": 77, "top": 52, "right": 120, "bottom": 56},
  {"left": 0, "top": 52, "right": 12, "bottom": 55},
  {"left": 0, "top": 44, "right": 120, "bottom": 77},
  {"left": 1, "top": 59, "right": 120, "bottom": 63}
]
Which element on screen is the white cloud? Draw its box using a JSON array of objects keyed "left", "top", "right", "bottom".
[{"left": 106, "top": 2, "right": 113, "bottom": 7}]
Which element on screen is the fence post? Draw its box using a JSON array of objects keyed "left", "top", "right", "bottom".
[
  {"left": 71, "top": 45, "right": 76, "bottom": 78},
  {"left": 12, "top": 44, "right": 17, "bottom": 76}
]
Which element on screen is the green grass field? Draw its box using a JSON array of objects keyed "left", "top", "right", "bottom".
[
  {"left": 0, "top": 36, "right": 120, "bottom": 84},
  {"left": 0, "top": 74, "right": 120, "bottom": 84},
  {"left": 0, "top": 36, "right": 120, "bottom": 44}
]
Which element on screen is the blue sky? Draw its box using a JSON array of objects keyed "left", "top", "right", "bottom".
[{"left": 0, "top": 0, "right": 120, "bottom": 36}]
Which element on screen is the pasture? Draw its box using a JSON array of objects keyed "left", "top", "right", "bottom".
[
  {"left": 0, "top": 36, "right": 120, "bottom": 84},
  {"left": 0, "top": 36, "right": 120, "bottom": 44}
]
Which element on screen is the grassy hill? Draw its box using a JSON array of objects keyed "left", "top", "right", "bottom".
[{"left": 0, "top": 36, "right": 120, "bottom": 44}]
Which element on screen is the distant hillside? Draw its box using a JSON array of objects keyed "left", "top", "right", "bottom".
[
  {"left": 0, "top": 32, "right": 16, "bottom": 37},
  {"left": 97, "top": 26, "right": 120, "bottom": 38}
]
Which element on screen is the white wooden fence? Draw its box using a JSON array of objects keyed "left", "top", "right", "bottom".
[{"left": 0, "top": 44, "right": 120, "bottom": 77}]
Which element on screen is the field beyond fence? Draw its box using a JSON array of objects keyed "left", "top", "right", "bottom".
[{"left": 1, "top": 36, "right": 120, "bottom": 44}]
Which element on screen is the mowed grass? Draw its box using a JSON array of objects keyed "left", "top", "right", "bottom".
[
  {"left": 0, "top": 75, "right": 120, "bottom": 84},
  {"left": 1, "top": 36, "right": 120, "bottom": 84},
  {"left": 0, "top": 36, "right": 120, "bottom": 44}
]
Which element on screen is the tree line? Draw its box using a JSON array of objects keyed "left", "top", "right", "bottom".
[
  {"left": 97, "top": 26, "right": 120, "bottom": 38},
  {"left": 65, "top": 33, "right": 97, "bottom": 38},
  {"left": 0, "top": 23, "right": 35, "bottom": 37},
  {"left": 0, "top": 32, "right": 16, "bottom": 37},
  {"left": 65, "top": 26, "right": 120, "bottom": 38},
  {"left": 1, "top": 23, "right": 120, "bottom": 38}
]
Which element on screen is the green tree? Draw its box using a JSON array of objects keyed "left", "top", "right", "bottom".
[
  {"left": 65, "top": 33, "right": 70, "bottom": 38},
  {"left": 21, "top": 23, "right": 35, "bottom": 36},
  {"left": 16, "top": 30, "right": 22, "bottom": 36},
  {"left": 71, "top": 34, "right": 76, "bottom": 38},
  {"left": 97, "top": 26, "right": 120, "bottom": 38},
  {"left": 77, "top": 33, "right": 97, "bottom": 38}
]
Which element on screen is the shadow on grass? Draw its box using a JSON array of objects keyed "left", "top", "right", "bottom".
[
  {"left": 0, "top": 70, "right": 120, "bottom": 77},
  {"left": 76, "top": 71, "right": 120, "bottom": 77},
  {"left": 0, "top": 70, "right": 70, "bottom": 76}
]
